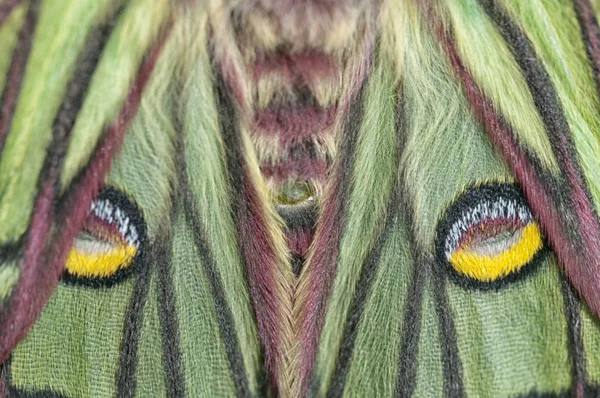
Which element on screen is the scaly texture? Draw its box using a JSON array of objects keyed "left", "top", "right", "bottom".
[{"left": 1, "top": 1, "right": 600, "bottom": 397}]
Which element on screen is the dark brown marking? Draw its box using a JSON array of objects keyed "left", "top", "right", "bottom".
[
  {"left": 394, "top": 253, "right": 428, "bottom": 398},
  {"left": 115, "top": 243, "right": 152, "bottom": 397},
  {"left": 561, "top": 276, "right": 587, "bottom": 398},
  {"left": 431, "top": 264, "right": 465, "bottom": 398},
  {"left": 260, "top": 149, "right": 329, "bottom": 182},
  {"left": 155, "top": 226, "right": 185, "bottom": 398},
  {"left": 254, "top": 106, "right": 336, "bottom": 144}
]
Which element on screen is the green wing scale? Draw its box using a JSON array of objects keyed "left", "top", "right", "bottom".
[{"left": 1, "top": 0, "right": 600, "bottom": 396}]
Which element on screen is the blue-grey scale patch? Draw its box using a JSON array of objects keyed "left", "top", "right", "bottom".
[
  {"left": 90, "top": 196, "right": 140, "bottom": 247},
  {"left": 443, "top": 189, "right": 532, "bottom": 258}
]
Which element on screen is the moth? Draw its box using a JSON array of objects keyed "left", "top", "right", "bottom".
[{"left": 1, "top": 0, "right": 600, "bottom": 396}]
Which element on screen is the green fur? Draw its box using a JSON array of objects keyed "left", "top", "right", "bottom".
[
  {"left": 445, "top": 0, "right": 560, "bottom": 175},
  {"left": 60, "top": 0, "right": 171, "bottom": 191},
  {"left": 448, "top": 259, "right": 571, "bottom": 396},
  {"left": 11, "top": 281, "right": 135, "bottom": 395},
  {"left": 0, "top": 3, "right": 24, "bottom": 95},
  {"left": 8, "top": 14, "right": 263, "bottom": 393},
  {"left": 168, "top": 209, "right": 240, "bottom": 396},
  {"left": 401, "top": 8, "right": 512, "bottom": 250},
  {"left": 501, "top": 0, "right": 600, "bottom": 213},
  {"left": 0, "top": 264, "right": 18, "bottom": 301},
  {"left": 0, "top": 0, "right": 114, "bottom": 245},
  {"left": 8, "top": 23, "right": 178, "bottom": 393},
  {"left": 133, "top": 269, "right": 167, "bottom": 397},
  {"left": 180, "top": 24, "right": 262, "bottom": 393},
  {"left": 340, "top": 213, "right": 413, "bottom": 397},
  {"left": 106, "top": 23, "right": 178, "bottom": 237},
  {"left": 581, "top": 301, "right": 600, "bottom": 385},
  {"left": 313, "top": 50, "right": 399, "bottom": 396},
  {"left": 412, "top": 284, "right": 445, "bottom": 397}
]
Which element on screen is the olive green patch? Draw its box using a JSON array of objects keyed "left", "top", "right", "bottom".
[{"left": 10, "top": 280, "right": 134, "bottom": 397}]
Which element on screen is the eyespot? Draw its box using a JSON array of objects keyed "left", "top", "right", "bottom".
[
  {"left": 62, "top": 187, "right": 146, "bottom": 287},
  {"left": 435, "top": 183, "right": 545, "bottom": 288},
  {"left": 276, "top": 179, "right": 314, "bottom": 206}
]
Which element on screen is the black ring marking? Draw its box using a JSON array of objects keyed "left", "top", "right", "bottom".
[
  {"left": 561, "top": 275, "right": 588, "bottom": 395},
  {"left": 434, "top": 183, "right": 547, "bottom": 290},
  {"left": 431, "top": 263, "right": 465, "bottom": 398},
  {"left": 61, "top": 187, "right": 147, "bottom": 288},
  {"left": 115, "top": 241, "right": 152, "bottom": 397}
]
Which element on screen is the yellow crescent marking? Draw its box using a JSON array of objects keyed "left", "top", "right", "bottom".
[
  {"left": 449, "top": 222, "right": 542, "bottom": 282},
  {"left": 65, "top": 243, "right": 137, "bottom": 279}
]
